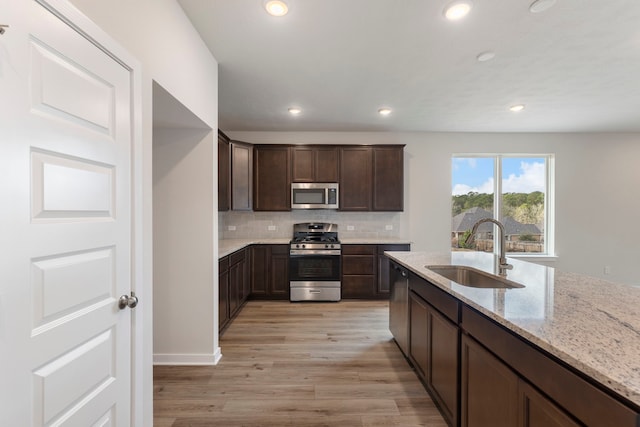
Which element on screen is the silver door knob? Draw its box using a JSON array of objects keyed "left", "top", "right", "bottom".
[{"left": 119, "top": 292, "right": 138, "bottom": 310}]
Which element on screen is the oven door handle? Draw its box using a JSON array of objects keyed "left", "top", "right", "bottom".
[{"left": 289, "top": 250, "right": 341, "bottom": 256}]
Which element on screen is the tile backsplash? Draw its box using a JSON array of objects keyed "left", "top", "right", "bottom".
[{"left": 219, "top": 210, "right": 403, "bottom": 240}]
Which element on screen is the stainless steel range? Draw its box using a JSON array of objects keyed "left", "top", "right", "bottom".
[{"left": 289, "top": 222, "right": 341, "bottom": 302}]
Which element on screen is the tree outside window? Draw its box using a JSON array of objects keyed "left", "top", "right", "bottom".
[{"left": 451, "top": 155, "right": 552, "bottom": 255}]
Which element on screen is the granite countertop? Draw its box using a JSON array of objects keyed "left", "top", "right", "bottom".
[
  {"left": 218, "top": 238, "right": 289, "bottom": 258},
  {"left": 219, "top": 238, "right": 412, "bottom": 258},
  {"left": 385, "top": 251, "right": 640, "bottom": 407}
]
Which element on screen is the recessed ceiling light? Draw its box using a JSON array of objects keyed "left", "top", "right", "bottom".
[
  {"left": 288, "top": 107, "right": 301, "bottom": 115},
  {"left": 509, "top": 104, "right": 525, "bottom": 112},
  {"left": 265, "top": 0, "right": 288, "bottom": 17},
  {"left": 378, "top": 108, "right": 392, "bottom": 116},
  {"left": 529, "top": 0, "right": 556, "bottom": 13},
  {"left": 476, "top": 51, "right": 496, "bottom": 62},
  {"left": 444, "top": 1, "right": 473, "bottom": 21}
]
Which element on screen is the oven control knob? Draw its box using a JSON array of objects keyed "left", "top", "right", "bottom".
[
  {"left": 296, "top": 244, "right": 300, "bottom": 248},
  {"left": 302, "top": 244, "right": 306, "bottom": 249}
]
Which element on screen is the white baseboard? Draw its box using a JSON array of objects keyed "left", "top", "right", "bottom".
[{"left": 153, "top": 348, "right": 222, "bottom": 365}]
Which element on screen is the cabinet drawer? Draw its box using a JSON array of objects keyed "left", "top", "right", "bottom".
[
  {"left": 409, "top": 273, "right": 459, "bottom": 323},
  {"left": 342, "top": 275, "right": 376, "bottom": 298},
  {"left": 341, "top": 244, "right": 376, "bottom": 255},
  {"left": 342, "top": 255, "right": 375, "bottom": 275}
]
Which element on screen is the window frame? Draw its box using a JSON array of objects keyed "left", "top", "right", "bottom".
[{"left": 452, "top": 153, "right": 555, "bottom": 258}]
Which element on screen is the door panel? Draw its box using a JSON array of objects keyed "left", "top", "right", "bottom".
[{"left": 1, "top": 1, "right": 134, "bottom": 425}]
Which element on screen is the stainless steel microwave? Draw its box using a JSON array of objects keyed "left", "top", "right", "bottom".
[{"left": 291, "top": 183, "right": 339, "bottom": 209}]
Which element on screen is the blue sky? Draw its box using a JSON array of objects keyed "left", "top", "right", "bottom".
[{"left": 452, "top": 157, "right": 545, "bottom": 195}]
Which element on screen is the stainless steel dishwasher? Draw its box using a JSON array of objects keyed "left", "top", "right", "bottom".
[{"left": 389, "top": 260, "right": 409, "bottom": 355}]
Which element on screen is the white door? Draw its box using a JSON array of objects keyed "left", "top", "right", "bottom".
[{"left": 0, "top": 1, "right": 135, "bottom": 425}]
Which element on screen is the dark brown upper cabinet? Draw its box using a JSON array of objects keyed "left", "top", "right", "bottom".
[
  {"left": 218, "top": 130, "right": 231, "bottom": 212},
  {"left": 230, "top": 141, "right": 252, "bottom": 210},
  {"left": 373, "top": 146, "right": 404, "bottom": 211},
  {"left": 339, "top": 147, "right": 372, "bottom": 211},
  {"left": 340, "top": 145, "right": 404, "bottom": 212},
  {"left": 291, "top": 146, "right": 339, "bottom": 183},
  {"left": 218, "top": 131, "right": 252, "bottom": 211},
  {"left": 253, "top": 145, "right": 291, "bottom": 211}
]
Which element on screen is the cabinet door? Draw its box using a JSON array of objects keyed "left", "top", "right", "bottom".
[
  {"left": 250, "top": 245, "right": 269, "bottom": 296},
  {"left": 231, "top": 142, "right": 252, "bottom": 210},
  {"left": 229, "top": 261, "right": 241, "bottom": 317},
  {"left": 219, "top": 258, "right": 230, "bottom": 332},
  {"left": 519, "top": 381, "right": 581, "bottom": 427},
  {"left": 314, "top": 147, "right": 339, "bottom": 182},
  {"left": 254, "top": 146, "right": 291, "bottom": 211},
  {"left": 461, "top": 334, "right": 518, "bottom": 427},
  {"left": 291, "top": 147, "right": 314, "bottom": 182},
  {"left": 429, "top": 308, "right": 459, "bottom": 427},
  {"left": 269, "top": 245, "right": 290, "bottom": 298},
  {"left": 410, "top": 292, "right": 429, "bottom": 379},
  {"left": 218, "top": 132, "right": 230, "bottom": 212},
  {"left": 241, "top": 250, "right": 250, "bottom": 303},
  {"left": 340, "top": 147, "right": 372, "bottom": 210},
  {"left": 372, "top": 146, "right": 403, "bottom": 211}
]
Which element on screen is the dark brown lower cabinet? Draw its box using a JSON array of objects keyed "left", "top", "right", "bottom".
[
  {"left": 392, "top": 273, "right": 640, "bottom": 427},
  {"left": 410, "top": 290, "right": 459, "bottom": 427},
  {"left": 218, "top": 257, "right": 230, "bottom": 332},
  {"left": 250, "top": 244, "right": 289, "bottom": 299},
  {"left": 461, "top": 333, "right": 582, "bottom": 427},
  {"left": 461, "top": 305, "right": 639, "bottom": 427},
  {"left": 461, "top": 334, "right": 519, "bottom": 427},
  {"left": 219, "top": 248, "right": 249, "bottom": 334},
  {"left": 342, "top": 244, "right": 376, "bottom": 298},
  {"left": 429, "top": 305, "right": 459, "bottom": 426},
  {"left": 228, "top": 248, "right": 247, "bottom": 316},
  {"left": 519, "top": 380, "right": 581, "bottom": 427},
  {"left": 342, "top": 244, "right": 410, "bottom": 299}
]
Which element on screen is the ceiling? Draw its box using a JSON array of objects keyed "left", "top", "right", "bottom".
[{"left": 178, "top": 0, "right": 640, "bottom": 133}]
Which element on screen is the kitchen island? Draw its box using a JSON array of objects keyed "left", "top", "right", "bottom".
[{"left": 386, "top": 251, "right": 640, "bottom": 426}]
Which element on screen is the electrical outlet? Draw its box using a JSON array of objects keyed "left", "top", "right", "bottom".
[
  {"left": 346, "top": 225, "right": 355, "bottom": 231},
  {"left": 385, "top": 225, "right": 393, "bottom": 231},
  {"left": 604, "top": 266, "right": 611, "bottom": 275},
  {"left": 268, "top": 225, "right": 276, "bottom": 231},
  {"left": 228, "top": 225, "right": 236, "bottom": 231}
]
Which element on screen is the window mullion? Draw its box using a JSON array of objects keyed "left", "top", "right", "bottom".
[{"left": 494, "top": 155, "right": 502, "bottom": 257}]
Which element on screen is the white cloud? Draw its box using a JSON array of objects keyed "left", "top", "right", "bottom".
[
  {"left": 452, "top": 177, "right": 494, "bottom": 195},
  {"left": 502, "top": 161, "right": 545, "bottom": 193}
]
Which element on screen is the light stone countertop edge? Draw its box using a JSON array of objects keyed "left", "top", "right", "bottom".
[{"left": 219, "top": 238, "right": 412, "bottom": 258}]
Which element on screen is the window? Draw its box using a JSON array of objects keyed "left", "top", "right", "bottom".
[{"left": 451, "top": 155, "right": 553, "bottom": 255}]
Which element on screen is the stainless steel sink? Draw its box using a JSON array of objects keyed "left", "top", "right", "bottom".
[{"left": 426, "top": 265, "right": 524, "bottom": 289}]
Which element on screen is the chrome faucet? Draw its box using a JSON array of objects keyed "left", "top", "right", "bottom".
[{"left": 464, "top": 218, "right": 513, "bottom": 276}]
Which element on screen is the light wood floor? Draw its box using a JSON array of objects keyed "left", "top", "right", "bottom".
[{"left": 154, "top": 300, "right": 448, "bottom": 426}]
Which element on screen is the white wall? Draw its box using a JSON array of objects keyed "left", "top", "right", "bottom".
[
  {"left": 229, "top": 131, "right": 640, "bottom": 286},
  {"left": 153, "top": 127, "right": 215, "bottom": 361},
  {"left": 67, "top": 1, "right": 219, "bottom": 424}
]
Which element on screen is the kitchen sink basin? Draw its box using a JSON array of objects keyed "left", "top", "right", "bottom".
[{"left": 425, "top": 265, "right": 524, "bottom": 289}]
